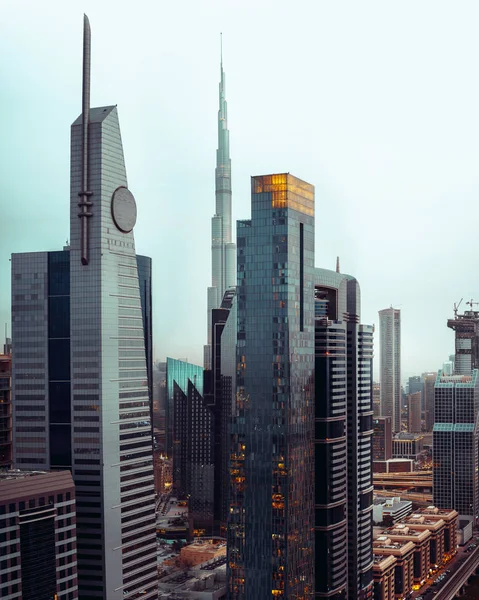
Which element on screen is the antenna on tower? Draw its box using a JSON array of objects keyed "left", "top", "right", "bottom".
[{"left": 336, "top": 256, "right": 340, "bottom": 273}]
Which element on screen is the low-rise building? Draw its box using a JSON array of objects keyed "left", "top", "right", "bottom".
[
  {"left": 378, "top": 524, "right": 431, "bottom": 585},
  {"left": 393, "top": 433, "right": 424, "bottom": 460},
  {"left": 373, "top": 537, "right": 415, "bottom": 599},
  {"left": 414, "top": 506, "right": 458, "bottom": 556},
  {"left": 402, "top": 514, "right": 446, "bottom": 567},
  {"left": 373, "top": 553, "right": 396, "bottom": 600},
  {"left": 373, "top": 459, "right": 414, "bottom": 473},
  {"left": 373, "top": 497, "right": 412, "bottom": 525},
  {"left": 180, "top": 540, "right": 226, "bottom": 567}
]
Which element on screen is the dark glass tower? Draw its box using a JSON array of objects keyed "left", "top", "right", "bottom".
[
  {"left": 228, "top": 173, "right": 315, "bottom": 599},
  {"left": 313, "top": 268, "right": 374, "bottom": 600}
]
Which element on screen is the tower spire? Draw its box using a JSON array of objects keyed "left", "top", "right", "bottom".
[
  {"left": 336, "top": 256, "right": 340, "bottom": 273},
  {"left": 78, "top": 14, "right": 93, "bottom": 265},
  {"left": 205, "top": 34, "right": 235, "bottom": 368}
]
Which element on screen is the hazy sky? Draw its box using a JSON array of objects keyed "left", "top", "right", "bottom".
[{"left": 2, "top": 0, "right": 479, "bottom": 380}]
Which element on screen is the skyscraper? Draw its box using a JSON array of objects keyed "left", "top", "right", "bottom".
[
  {"left": 408, "top": 391, "right": 421, "bottom": 433},
  {"left": 228, "top": 173, "right": 315, "bottom": 599},
  {"left": 205, "top": 42, "right": 236, "bottom": 369},
  {"left": 373, "top": 416, "right": 393, "bottom": 461},
  {"left": 423, "top": 372, "right": 436, "bottom": 431},
  {"left": 447, "top": 305, "right": 479, "bottom": 374},
  {"left": 314, "top": 268, "right": 374, "bottom": 599},
  {"left": 0, "top": 353, "right": 12, "bottom": 469},
  {"left": 433, "top": 370, "right": 479, "bottom": 520},
  {"left": 12, "top": 17, "right": 156, "bottom": 599},
  {"left": 379, "top": 307, "right": 401, "bottom": 432}
]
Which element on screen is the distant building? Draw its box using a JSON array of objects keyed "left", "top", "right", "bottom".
[
  {"left": 423, "top": 372, "right": 437, "bottom": 432},
  {"left": 373, "top": 459, "right": 413, "bottom": 473},
  {"left": 204, "top": 48, "right": 236, "bottom": 369},
  {"left": 373, "top": 497, "right": 412, "bottom": 525},
  {"left": 408, "top": 391, "right": 422, "bottom": 433},
  {"left": 0, "top": 470, "right": 78, "bottom": 600},
  {"left": 448, "top": 308, "right": 479, "bottom": 374},
  {"left": 433, "top": 371, "right": 479, "bottom": 520},
  {"left": 373, "top": 383, "right": 381, "bottom": 417},
  {"left": 379, "top": 308, "right": 401, "bottom": 432},
  {"left": 373, "top": 416, "right": 392, "bottom": 461},
  {"left": 0, "top": 354, "right": 12, "bottom": 468},
  {"left": 408, "top": 375, "right": 423, "bottom": 411},
  {"left": 393, "top": 433, "right": 424, "bottom": 460}
]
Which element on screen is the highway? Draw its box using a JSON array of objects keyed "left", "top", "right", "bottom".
[{"left": 410, "top": 538, "right": 479, "bottom": 600}]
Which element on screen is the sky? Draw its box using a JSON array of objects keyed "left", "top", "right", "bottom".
[{"left": 2, "top": 0, "right": 479, "bottom": 380}]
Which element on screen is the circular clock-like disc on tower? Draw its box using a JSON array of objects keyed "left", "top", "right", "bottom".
[{"left": 111, "top": 186, "right": 137, "bottom": 233}]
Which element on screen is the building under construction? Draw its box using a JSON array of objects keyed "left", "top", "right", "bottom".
[{"left": 447, "top": 300, "right": 479, "bottom": 374}]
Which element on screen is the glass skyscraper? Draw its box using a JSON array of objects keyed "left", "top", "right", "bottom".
[
  {"left": 228, "top": 173, "right": 315, "bottom": 599},
  {"left": 12, "top": 17, "right": 156, "bottom": 600}
]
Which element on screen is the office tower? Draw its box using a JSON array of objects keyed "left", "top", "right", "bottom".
[
  {"left": 442, "top": 360, "right": 454, "bottom": 376},
  {"left": 408, "top": 375, "right": 422, "bottom": 411},
  {"left": 205, "top": 44, "right": 236, "bottom": 368},
  {"left": 228, "top": 174, "right": 315, "bottom": 599},
  {"left": 447, "top": 305, "right": 479, "bottom": 374},
  {"left": 12, "top": 17, "right": 156, "bottom": 599},
  {"left": 423, "top": 372, "right": 436, "bottom": 431},
  {"left": 372, "top": 382, "right": 381, "bottom": 417},
  {"left": 166, "top": 358, "right": 215, "bottom": 529},
  {"left": 408, "top": 391, "right": 421, "bottom": 433},
  {"left": 314, "top": 268, "right": 374, "bottom": 599},
  {"left": 204, "top": 287, "right": 236, "bottom": 535},
  {"left": 373, "top": 416, "right": 392, "bottom": 461},
  {"left": 379, "top": 307, "right": 401, "bottom": 432},
  {"left": 0, "top": 470, "right": 78, "bottom": 600},
  {"left": 433, "top": 370, "right": 479, "bottom": 519},
  {"left": 0, "top": 353, "right": 12, "bottom": 468}
]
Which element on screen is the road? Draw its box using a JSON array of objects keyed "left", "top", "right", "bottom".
[{"left": 410, "top": 536, "right": 479, "bottom": 600}]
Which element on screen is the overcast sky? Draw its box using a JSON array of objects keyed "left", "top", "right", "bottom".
[{"left": 2, "top": 0, "right": 479, "bottom": 380}]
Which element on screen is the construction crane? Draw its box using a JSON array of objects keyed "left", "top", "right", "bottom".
[
  {"left": 454, "top": 298, "right": 463, "bottom": 317},
  {"left": 466, "top": 299, "right": 479, "bottom": 310}
]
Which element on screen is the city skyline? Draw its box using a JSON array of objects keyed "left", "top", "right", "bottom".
[{"left": 5, "top": 2, "right": 479, "bottom": 376}]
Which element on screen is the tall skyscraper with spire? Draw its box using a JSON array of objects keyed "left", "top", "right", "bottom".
[
  {"left": 205, "top": 39, "right": 236, "bottom": 368},
  {"left": 11, "top": 17, "right": 157, "bottom": 600}
]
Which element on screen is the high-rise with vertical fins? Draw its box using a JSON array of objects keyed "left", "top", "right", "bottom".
[
  {"left": 205, "top": 39, "right": 236, "bottom": 368},
  {"left": 12, "top": 16, "right": 157, "bottom": 600}
]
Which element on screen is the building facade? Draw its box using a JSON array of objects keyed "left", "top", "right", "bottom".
[
  {"left": 228, "top": 173, "right": 315, "bottom": 599},
  {"left": 314, "top": 268, "right": 374, "bottom": 599},
  {"left": 373, "top": 416, "right": 392, "bottom": 461},
  {"left": 205, "top": 50, "right": 236, "bottom": 368},
  {"left": 423, "top": 372, "right": 436, "bottom": 432},
  {"left": 0, "top": 470, "right": 78, "bottom": 600},
  {"left": 379, "top": 308, "right": 401, "bottom": 432},
  {"left": 433, "top": 371, "right": 479, "bottom": 520},
  {"left": 0, "top": 353, "right": 12, "bottom": 468},
  {"left": 11, "top": 17, "right": 156, "bottom": 599},
  {"left": 408, "top": 392, "right": 421, "bottom": 433}
]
